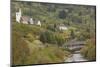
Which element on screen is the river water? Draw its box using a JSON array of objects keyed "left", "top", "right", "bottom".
[{"left": 65, "top": 53, "right": 87, "bottom": 62}]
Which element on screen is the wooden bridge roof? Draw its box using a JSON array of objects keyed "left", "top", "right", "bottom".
[
  {"left": 67, "top": 41, "right": 85, "bottom": 45},
  {"left": 63, "top": 39, "right": 86, "bottom": 46}
]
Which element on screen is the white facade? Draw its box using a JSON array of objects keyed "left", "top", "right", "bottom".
[
  {"left": 29, "top": 18, "right": 34, "bottom": 24},
  {"left": 59, "top": 26, "right": 67, "bottom": 30},
  {"left": 37, "top": 20, "right": 41, "bottom": 26},
  {"left": 16, "top": 9, "right": 21, "bottom": 23}
]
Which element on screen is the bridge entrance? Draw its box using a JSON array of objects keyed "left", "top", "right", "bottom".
[
  {"left": 63, "top": 40, "right": 86, "bottom": 53},
  {"left": 63, "top": 40, "right": 88, "bottom": 62}
]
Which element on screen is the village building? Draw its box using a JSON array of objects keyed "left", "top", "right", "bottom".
[
  {"left": 16, "top": 8, "right": 41, "bottom": 26},
  {"left": 58, "top": 24, "right": 68, "bottom": 31},
  {"left": 16, "top": 9, "right": 22, "bottom": 23},
  {"left": 29, "top": 18, "right": 34, "bottom": 24},
  {"left": 37, "top": 20, "right": 41, "bottom": 26}
]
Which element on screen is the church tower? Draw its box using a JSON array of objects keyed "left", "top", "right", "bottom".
[{"left": 16, "top": 8, "right": 22, "bottom": 23}]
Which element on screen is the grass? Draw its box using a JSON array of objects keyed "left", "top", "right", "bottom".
[{"left": 24, "top": 39, "right": 70, "bottom": 64}]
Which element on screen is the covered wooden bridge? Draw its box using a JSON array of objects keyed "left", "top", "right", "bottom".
[{"left": 63, "top": 40, "right": 86, "bottom": 51}]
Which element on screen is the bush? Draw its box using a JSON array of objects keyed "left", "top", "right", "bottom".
[
  {"left": 12, "top": 31, "right": 30, "bottom": 65},
  {"left": 40, "top": 30, "right": 66, "bottom": 46},
  {"left": 25, "top": 33, "right": 35, "bottom": 42},
  {"left": 40, "top": 30, "right": 56, "bottom": 44},
  {"left": 26, "top": 46, "right": 66, "bottom": 64},
  {"left": 80, "top": 38, "right": 96, "bottom": 61}
]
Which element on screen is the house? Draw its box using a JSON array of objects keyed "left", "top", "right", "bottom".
[
  {"left": 58, "top": 24, "right": 68, "bottom": 31},
  {"left": 16, "top": 8, "right": 41, "bottom": 26},
  {"left": 29, "top": 18, "right": 34, "bottom": 24},
  {"left": 37, "top": 20, "right": 41, "bottom": 26}
]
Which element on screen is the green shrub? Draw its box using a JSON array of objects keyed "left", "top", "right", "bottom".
[
  {"left": 80, "top": 39, "right": 96, "bottom": 61},
  {"left": 12, "top": 31, "right": 30, "bottom": 65},
  {"left": 26, "top": 46, "right": 67, "bottom": 64}
]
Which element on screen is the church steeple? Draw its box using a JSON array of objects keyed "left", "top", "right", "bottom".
[{"left": 16, "top": 8, "right": 22, "bottom": 23}]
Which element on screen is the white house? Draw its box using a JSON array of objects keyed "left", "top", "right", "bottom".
[
  {"left": 37, "top": 20, "right": 41, "bottom": 26},
  {"left": 29, "top": 18, "right": 34, "bottom": 24},
  {"left": 59, "top": 24, "right": 68, "bottom": 31}
]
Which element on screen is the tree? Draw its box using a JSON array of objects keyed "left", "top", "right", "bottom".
[
  {"left": 55, "top": 34, "right": 65, "bottom": 46},
  {"left": 40, "top": 30, "right": 66, "bottom": 46},
  {"left": 40, "top": 31, "right": 47, "bottom": 43},
  {"left": 80, "top": 38, "right": 96, "bottom": 61},
  {"left": 58, "top": 10, "right": 67, "bottom": 19}
]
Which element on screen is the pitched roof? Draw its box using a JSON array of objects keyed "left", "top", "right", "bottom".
[
  {"left": 21, "top": 16, "right": 30, "bottom": 22},
  {"left": 63, "top": 39, "right": 86, "bottom": 47}
]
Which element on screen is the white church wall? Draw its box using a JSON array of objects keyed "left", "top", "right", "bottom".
[
  {"left": 16, "top": 9, "right": 22, "bottom": 23},
  {"left": 37, "top": 20, "right": 41, "bottom": 26}
]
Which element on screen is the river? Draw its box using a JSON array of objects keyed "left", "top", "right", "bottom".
[{"left": 65, "top": 52, "right": 87, "bottom": 62}]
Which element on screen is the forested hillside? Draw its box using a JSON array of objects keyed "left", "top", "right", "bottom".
[{"left": 11, "top": 1, "right": 96, "bottom": 65}]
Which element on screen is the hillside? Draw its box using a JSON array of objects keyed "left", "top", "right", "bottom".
[{"left": 12, "top": 1, "right": 96, "bottom": 65}]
